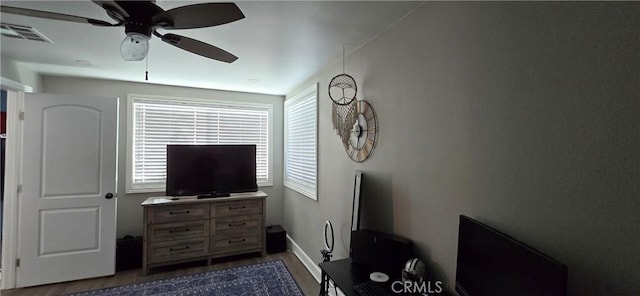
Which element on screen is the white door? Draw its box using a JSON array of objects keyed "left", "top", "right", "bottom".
[{"left": 17, "top": 93, "right": 118, "bottom": 287}]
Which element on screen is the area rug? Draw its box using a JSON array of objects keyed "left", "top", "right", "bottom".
[{"left": 69, "top": 260, "right": 304, "bottom": 296}]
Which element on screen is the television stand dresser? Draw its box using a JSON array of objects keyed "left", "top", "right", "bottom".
[{"left": 141, "top": 191, "right": 267, "bottom": 274}]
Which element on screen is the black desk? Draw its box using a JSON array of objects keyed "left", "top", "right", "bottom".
[
  {"left": 319, "top": 258, "right": 369, "bottom": 296},
  {"left": 319, "top": 258, "right": 450, "bottom": 296}
]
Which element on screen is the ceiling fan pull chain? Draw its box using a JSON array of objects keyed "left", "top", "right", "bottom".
[{"left": 145, "top": 53, "right": 149, "bottom": 81}]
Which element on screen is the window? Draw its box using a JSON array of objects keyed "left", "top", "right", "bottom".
[
  {"left": 127, "top": 95, "right": 271, "bottom": 193},
  {"left": 284, "top": 84, "right": 317, "bottom": 199}
]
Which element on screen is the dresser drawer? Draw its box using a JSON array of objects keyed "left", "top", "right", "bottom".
[
  {"left": 211, "top": 235, "right": 260, "bottom": 254},
  {"left": 148, "top": 203, "right": 209, "bottom": 224},
  {"left": 148, "top": 220, "right": 209, "bottom": 242},
  {"left": 211, "top": 215, "right": 261, "bottom": 240},
  {"left": 147, "top": 237, "right": 209, "bottom": 264},
  {"left": 211, "top": 200, "right": 261, "bottom": 218}
]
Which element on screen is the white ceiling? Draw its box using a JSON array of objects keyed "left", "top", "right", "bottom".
[{"left": 0, "top": 1, "right": 421, "bottom": 95}]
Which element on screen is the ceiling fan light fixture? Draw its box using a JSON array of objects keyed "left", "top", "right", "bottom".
[{"left": 120, "top": 32, "right": 149, "bottom": 61}]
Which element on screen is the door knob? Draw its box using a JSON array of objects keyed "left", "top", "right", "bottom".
[{"left": 105, "top": 193, "right": 114, "bottom": 199}]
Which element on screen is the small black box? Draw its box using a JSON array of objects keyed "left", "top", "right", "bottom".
[
  {"left": 266, "top": 225, "right": 287, "bottom": 254},
  {"left": 116, "top": 236, "right": 143, "bottom": 271}
]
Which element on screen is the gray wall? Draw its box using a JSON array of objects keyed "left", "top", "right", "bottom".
[
  {"left": 284, "top": 2, "right": 639, "bottom": 295},
  {"left": 42, "top": 76, "right": 284, "bottom": 238},
  {"left": 1, "top": 56, "right": 42, "bottom": 91}
]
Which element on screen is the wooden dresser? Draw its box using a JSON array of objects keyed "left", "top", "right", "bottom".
[{"left": 141, "top": 191, "right": 267, "bottom": 274}]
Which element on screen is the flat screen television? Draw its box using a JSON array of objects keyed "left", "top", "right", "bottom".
[
  {"left": 165, "top": 144, "right": 258, "bottom": 196},
  {"left": 456, "top": 215, "right": 568, "bottom": 296}
]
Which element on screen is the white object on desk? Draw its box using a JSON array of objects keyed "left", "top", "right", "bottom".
[{"left": 369, "top": 272, "right": 389, "bottom": 282}]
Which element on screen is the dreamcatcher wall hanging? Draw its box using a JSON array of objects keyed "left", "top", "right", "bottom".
[{"left": 328, "top": 47, "right": 378, "bottom": 162}]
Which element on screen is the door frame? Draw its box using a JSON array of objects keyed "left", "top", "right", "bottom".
[{"left": 1, "top": 76, "right": 31, "bottom": 290}]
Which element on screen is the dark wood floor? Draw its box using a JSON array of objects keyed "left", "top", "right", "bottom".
[{"left": 1, "top": 251, "right": 319, "bottom": 296}]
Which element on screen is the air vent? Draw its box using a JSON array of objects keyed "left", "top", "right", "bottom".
[{"left": 1, "top": 23, "right": 53, "bottom": 43}]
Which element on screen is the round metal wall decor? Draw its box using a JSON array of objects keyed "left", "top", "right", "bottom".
[
  {"left": 346, "top": 100, "right": 378, "bottom": 162},
  {"left": 328, "top": 73, "right": 357, "bottom": 105}
]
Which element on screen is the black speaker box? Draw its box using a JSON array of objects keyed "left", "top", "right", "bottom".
[
  {"left": 266, "top": 225, "right": 287, "bottom": 254},
  {"left": 350, "top": 229, "right": 413, "bottom": 277},
  {"left": 116, "top": 235, "right": 143, "bottom": 271}
]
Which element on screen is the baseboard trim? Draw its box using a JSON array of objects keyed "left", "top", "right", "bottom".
[
  {"left": 287, "top": 234, "right": 321, "bottom": 283},
  {"left": 286, "top": 234, "right": 345, "bottom": 296}
]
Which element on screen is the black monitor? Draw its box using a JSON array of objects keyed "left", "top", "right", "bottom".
[
  {"left": 165, "top": 144, "right": 258, "bottom": 196},
  {"left": 455, "top": 215, "right": 568, "bottom": 296}
]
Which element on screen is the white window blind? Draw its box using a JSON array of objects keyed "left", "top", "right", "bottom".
[
  {"left": 129, "top": 97, "right": 270, "bottom": 193},
  {"left": 284, "top": 84, "right": 317, "bottom": 199}
]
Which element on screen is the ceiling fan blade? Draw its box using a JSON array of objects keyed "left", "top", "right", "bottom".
[
  {"left": 0, "top": 6, "right": 115, "bottom": 26},
  {"left": 153, "top": 3, "right": 245, "bottom": 29},
  {"left": 91, "top": 0, "right": 129, "bottom": 21},
  {"left": 161, "top": 33, "right": 238, "bottom": 63}
]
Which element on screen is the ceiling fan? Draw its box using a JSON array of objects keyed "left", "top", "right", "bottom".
[{"left": 0, "top": 1, "right": 245, "bottom": 63}]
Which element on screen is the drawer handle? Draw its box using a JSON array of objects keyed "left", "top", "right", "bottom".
[
  {"left": 169, "top": 246, "right": 190, "bottom": 251},
  {"left": 229, "top": 222, "right": 247, "bottom": 227},
  {"left": 169, "top": 228, "right": 190, "bottom": 233},
  {"left": 229, "top": 238, "right": 246, "bottom": 244},
  {"left": 169, "top": 210, "right": 191, "bottom": 215},
  {"left": 229, "top": 206, "right": 246, "bottom": 210}
]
